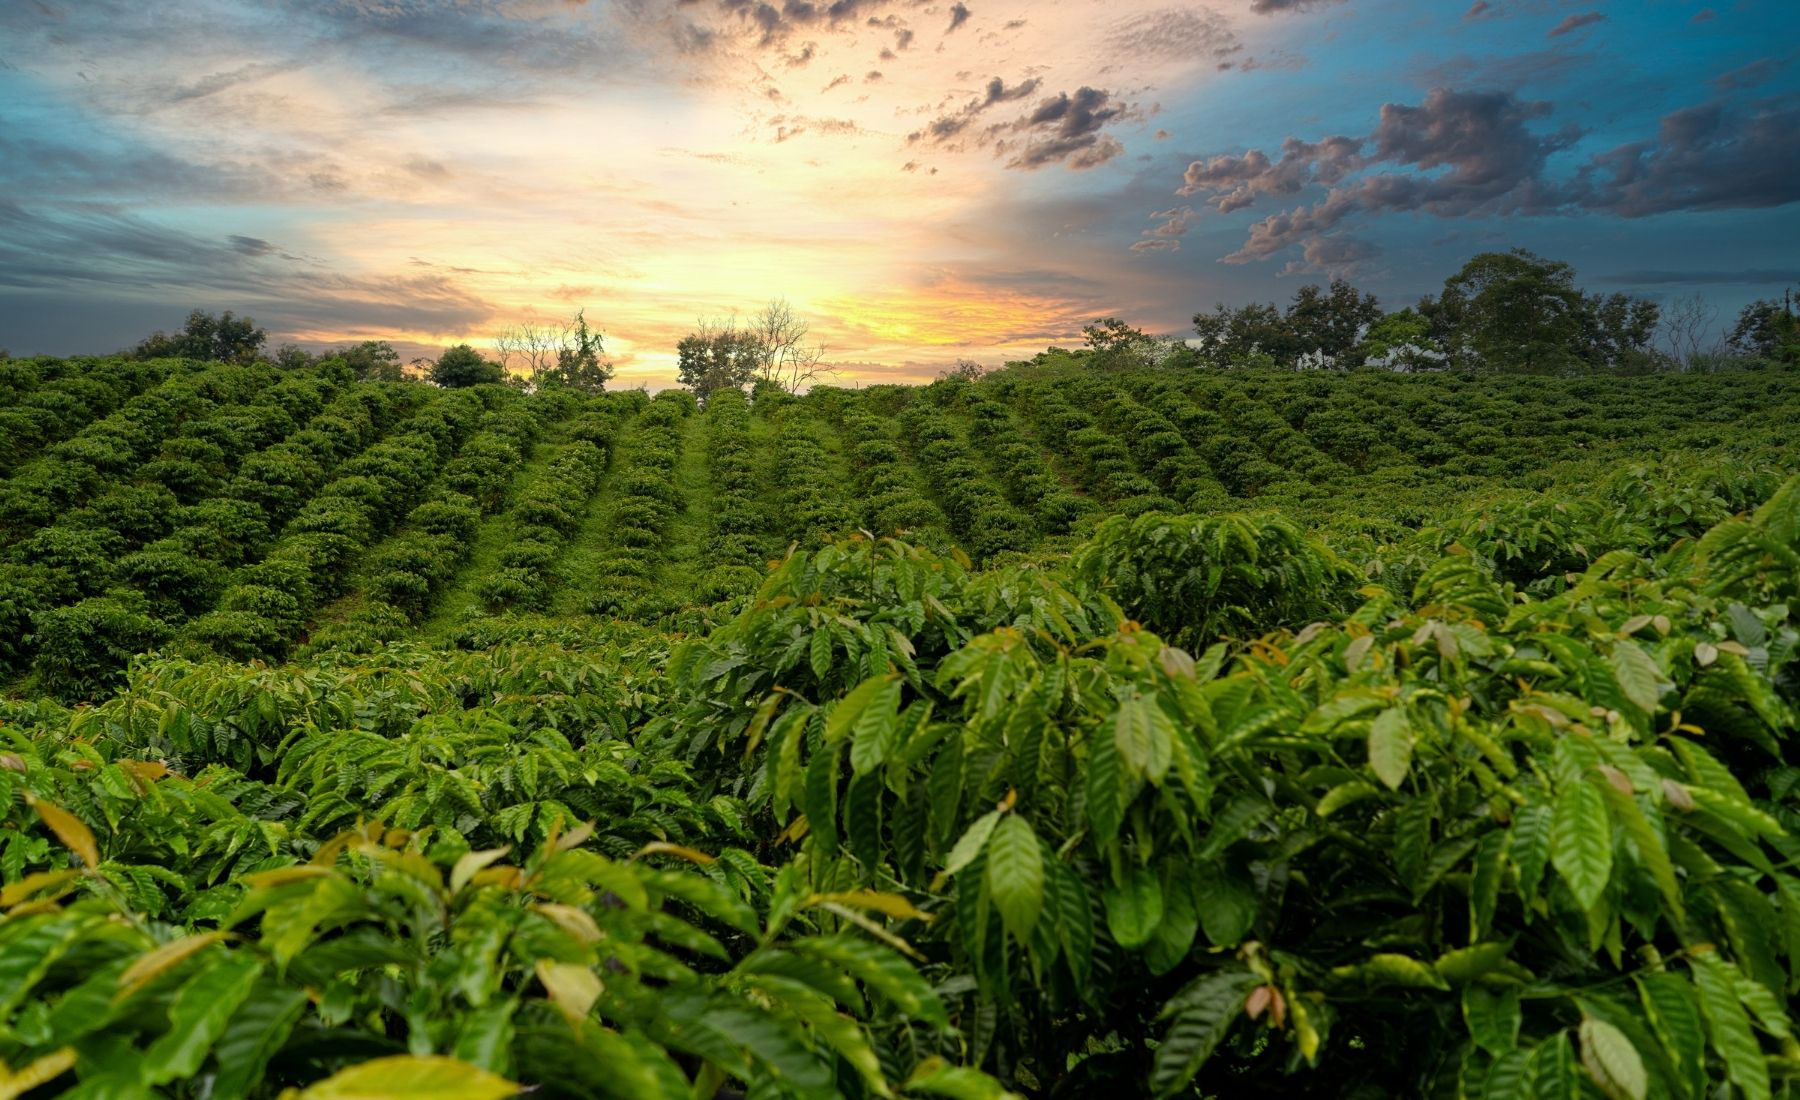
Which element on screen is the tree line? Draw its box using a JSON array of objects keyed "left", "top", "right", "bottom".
[{"left": 1060, "top": 249, "right": 1798, "bottom": 375}]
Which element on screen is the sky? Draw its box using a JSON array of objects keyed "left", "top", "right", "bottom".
[{"left": 0, "top": 0, "right": 1796, "bottom": 386}]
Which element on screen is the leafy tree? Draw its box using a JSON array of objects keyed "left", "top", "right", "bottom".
[
  {"left": 1728, "top": 292, "right": 1799, "bottom": 365},
  {"left": 329, "top": 340, "right": 406, "bottom": 381},
  {"left": 428, "top": 343, "right": 505, "bottom": 388},
  {"left": 1422, "top": 249, "right": 1659, "bottom": 373},
  {"left": 1353, "top": 307, "right": 1446, "bottom": 370},
  {"left": 1082, "top": 317, "right": 1157, "bottom": 368},
  {"left": 1193, "top": 280, "right": 1379, "bottom": 368},
  {"left": 131, "top": 309, "right": 267, "bottom": 364},
  {"left": 676, "top": 319, "right": 763, "bottom": 404},
  {"left": 542, "top": 310, "right": 613, "bottom": 392}
]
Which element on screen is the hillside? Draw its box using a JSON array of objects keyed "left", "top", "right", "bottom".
[{"left": 3, "top": 357, "right": 1800, "bottom": 1098}]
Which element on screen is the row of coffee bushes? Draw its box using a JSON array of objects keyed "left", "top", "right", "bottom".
[
  {"left": 475, "top": 440, "right": 609, "bottom": 612},
  {"left": 765, "top": 397, "right": 859, "bottom": 548},
  {"left": 895, "top": 397, "right": 1036, "bottom": 559},
  {"left": 1013, "top": 383, "right": 1172, "bottom": 514},
  {"left": 950, "top": 380, "right": 1090, "bottom": 535},
  {"left": 694, "top": 388, "right": 771, "bottom": 603},
  {"left": 1093, "top": 385, "right": 1232, "bottom": 512},
  {"left": 0, "top": 357, "right": 197, "bottom": 475},
  {"left": 1192, "top": 377, "right": 1351, "bottom": 494},
  {"left": 0, "top": 373, "right": 396, "bottom": 688},
  {"left": 0, "top": 362, "right": 291, "bottom": 542},
  {"left": 837, "top": 398, "right": 946, "bottom": 538},
  {"left": 309, "top": 394, "right": 555, "bottom": 650},
  {"left": 585, "top": 391, "right": 692, "bottom": 618},
  {"left": 159, "top": 388, "right": 495, "bottom": 668}
]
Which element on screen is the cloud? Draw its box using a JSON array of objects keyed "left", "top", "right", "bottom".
[
  {"left": 1575, "top": 98, "right": 1800, "bottom": 216},
  {"left": 1690, "top": 7, "right": 1715, "bottom": 22},
  {"left": 1277, "top": 234, "right": 1380, "bottom": 276},
  {"left": 1129, "top": 237, "right": 1181, "bottom": 252},
  {"left": 1249, "top": 0, "right": 1344, "bottom": 13},
  {"left": 908, "top": 76, "right": 1044, "bottom": 145},
  {"left": 1005, "top": 87, "right": 1131, "bottom": 170},
  {"left": 228, "top": 235, "right": 277, "bottom": 256},
  {"left": 1463, "top": 1, "right": 1491, "bottom": 21},
  {"left": 1714, "top": 57, "right": 1788, "bottom": 93},
  {"left": 1106, "top": 9, "right": 1240, "bottom": 66},
  {"left": 1172, "top": 86, "right": 1800, "bottom": 266},
  {"left": 1547, "top": 11, "right": 1604, "bottom": 38},
  {"left": 946, "top": 3, "right": 970, "bottom": 33}
]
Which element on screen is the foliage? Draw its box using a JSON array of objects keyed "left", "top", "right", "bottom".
[
  {"left": 432, "top": 346, "right": 508, "bottom": 389},
  {"left": 131, "top": 310, "right": 268, "bottom": 365}
]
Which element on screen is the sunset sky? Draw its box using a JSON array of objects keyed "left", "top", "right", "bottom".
[{"left": 2, "top": 0, "right": 1796, "bottom": 385}]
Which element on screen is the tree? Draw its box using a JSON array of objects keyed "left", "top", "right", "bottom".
[
  {"left": 545, "top": 310, "right": 612, "bottom": 392},
  {"left": 1658, "top": 293, "right": 1720, "bottom": 370},
  {"left": 1728, "top": 292, "right": 1799, "bottom": 365},
  {"left": 676, "top": 318, "right": 761, "bottom": 404},
  {"left": 1354, "top": 308, "right": 1447, "bottom": 371},
  {"left": 429, "top": 344, "right": 505, "bottom": 388},
  {"left": 131, "top": 309, "right": 267, "bottom": 364},
  {"left": 493, "top": 321, "right": 561, "bottom": 380},
  {"left": 329, "top": 340, "right": 405, "bottom": 381},
  {"left": 1579, "top": 291, "right": 1661, "bottom": 372},
  {"left": 1081, "top": 318, "right": 1155, "bottom": 368},
  {"left": 1285, "top": 280, "right": 1382, "bottom": 364},
  {"left": 937, "top": 358, "right": 988, "bottom": 381},
  {"left": 748, "top": 299, "right": 832, "bottom": 391},
  {"left": 1424, "top": 250, "right": 1588, "bottom": 372}
]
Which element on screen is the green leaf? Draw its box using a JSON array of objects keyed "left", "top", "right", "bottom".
[
  {"left": 451, "top": 999, "right": 517, "bottom": 1076},
  {"left": 142, "top": 954, "right": 262, "bottom": 1085},
  {"left": 1690, "top": 952, "right": 1772, "bottom": 1100},
  {"left": 296, "top": 1055, "right": 519, "bottom": 1100},
  {"left": 1367, "top": 707, "right": 1414, "bottom": 790},
  {"left": 1635, "top": 973, "right": 1704, "bottom": 1100},
  {"left": 1609, "top": 639, "right": 1667, "bottom": 715},
  {"left": 904, "top": 1057, "right": 1018, "bottom": 1100},
  {"left": 794, "top": 935, "right": 948, "bottom": 1027},
  {"left": 207, "top": 981, "right": 308, "bottom": 1100},
  {"left": 1104, "top": 864, "right": 1164, "bottom": 950},
  {"left": 1150, "top": 969, "right": 1258, "bottom": 1097},
  {"left": 1551, "top": 778, "right": 1612, "bottom": 913},
  {"left": 1529, "top": 1031, "right": 1581, "bottom": 1100},
  {"left": 1464, "top": 985, "right": 1521, "bottom": 1056},
  {"left": 944, "top": 809, "right": 1001, "bottom": 877},
  {"left": 1192, "top": 861, "right": 1256, "bottom": 947},
  {"left": 1114, "top": 693, "right": 1173, "bottom": 783},
  {"left": 985, "top": 815, "right": 1044, "bottom": 939},
  {"left": 1086, "top": 721, "right": 1126, "bottom": 844},
  {"left": 847, "top": 676, "right": 903, "bottom": 774},
  {"left": 1144, "top": 863, "right": 1201, "bottom": 976},
  {"left": 1597, "top": 784, "right": 1683, "bottom": 922},
  {"left": 1328, "top": 953, "right": 1448, "bottom": 991},
  {"left": 1578, "top": 1016, "right": 1647, "bottom": 1100},
  {"left": 1509, "top": 802, "right": 1554, "bottom": 904}
]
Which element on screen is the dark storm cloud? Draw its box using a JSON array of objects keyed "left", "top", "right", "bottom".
[
  {"left": 1546, "top": 11, "right": 1604, "bottom": 38},
  {"left": 946, "top": 3, "right": 970, "bottom": 33},
  {"left": 228, "top": 235, "right": 276, "bottom": 256},
  {"left": 1006, "top": 87, "right": 1131, "bottom": 170},
  {"left": 1575, "top": 98, "right": 1800, "bottom": 216},
  {"left": 907, "top": 76, "right": 1043, "bottom": 144},
  {"left": 1170, "top": 85, "right": 1800, "bottom": 265}
]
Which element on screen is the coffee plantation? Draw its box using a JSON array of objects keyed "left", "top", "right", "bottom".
[{"left": 2, "top": 354, "right": 1800, "bottom": 1098}]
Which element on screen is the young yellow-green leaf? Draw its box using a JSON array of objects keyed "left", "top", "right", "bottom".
[
  {"left": 297, "top": 1055, "right": 519, "bottom": 1100},
  {"left": 1578, "top": 1016, "right": 1647, "bottom": 1100},
  {"left": 1328, "top": 953, "right": 1449, "bottom": 991},
  {"left": 26, "top": 795, "right": 98, "bottom": 869},
  {"left": 944, "top": 809, "right": 1001, "bottom": 877},
  {"left": 984, "top": 815, "right": 1044, "bottom": 939},
  {"left": 0, "top": 1047, "right": 77, "bottom": 1100},
  {"left": 904, "top": 1057, "right": 1020, "bottom": 1099},
  {"left": 1367, "top": 708, "right": 1414, "bottom": 790},
  {"left": 826, "top": 674, "right": 893, "bottom": 746},
  {"left": 849, "top": 676, "right": 904, "bottom": 774},
  {"left": 451, "top": 847, "right": 512, "bottom": 895},
  {"left": 536, "top": 960, "right": 601, "bottom": 1027},
  {"left": 1551, "top": 779, "right": 1612, "bottom": 913},
  {"left": 116, "top": 932, "right": 229, "bottom": 1001}
]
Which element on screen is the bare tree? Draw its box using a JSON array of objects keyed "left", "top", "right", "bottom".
[
  {"left": 493, "top": 321, "right": 561, "bottom": 380},
  {"left": 1659, "top": 292, "right": 1719, "bottom": 371},
  {"left": 747, "top": 298, "right": 833, "bottom": 391}
]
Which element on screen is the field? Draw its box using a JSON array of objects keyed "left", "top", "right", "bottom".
[{"left": 3, "top": 355, "right": 1800, "bottom": 1098}]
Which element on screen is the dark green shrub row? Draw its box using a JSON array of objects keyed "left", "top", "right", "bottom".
[
  {"left": 836, "top": 399, "right": 946, "bottom": 538},
  {"left": 896, "top": 396, "right": 1035, "bottom": 559},
  {"left": 474, "top": 438, "right": 608, "bottom": 612},
  {"left": 694, "top": 388, "right": 769, "bottom": 604},
  {"left": 170, "top": 388, "right": 492, "bottom": 666},
  {"left": 1095, "top": 387, "right": 1232, "bottom": 512},
  {"left": 768, "top": 401, "right": 858, "bottom": 547},
  {"left": 586, "top": 391, "right": 692, "bottom": 618},
  {"left": 954, "top": 384, "right": 1091, "bottom": 534},
  {"left": 0, "top": 357, "right": 194, "bottom": 475},
  {"left": 1015, "top": 384, "right": 1176, "bottom": 515}
]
